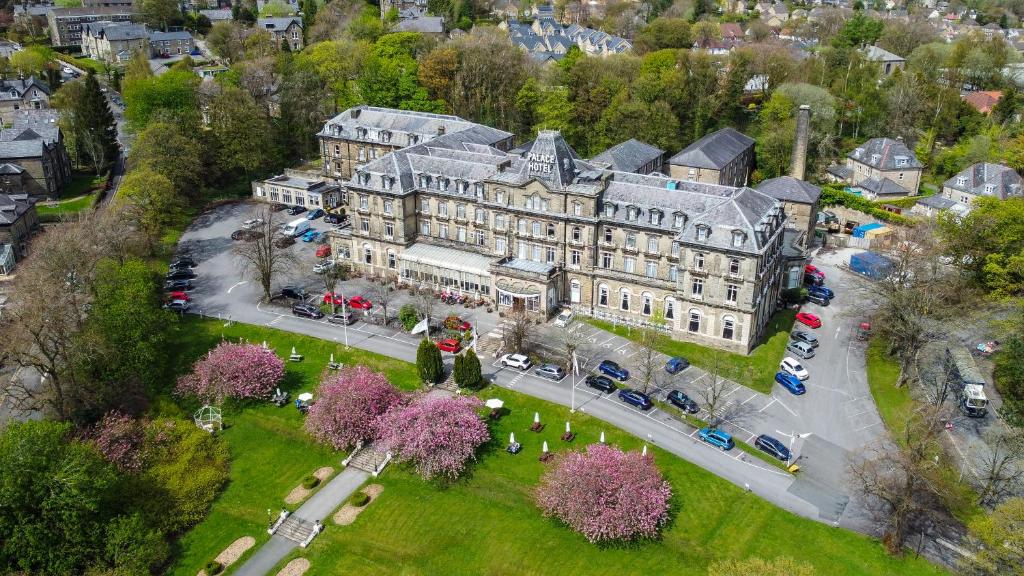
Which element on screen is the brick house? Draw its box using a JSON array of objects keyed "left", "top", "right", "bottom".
[{"left": 667, "top": 128, "right": 755, "bottom": 187}]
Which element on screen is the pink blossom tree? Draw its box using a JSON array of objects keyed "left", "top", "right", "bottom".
[
  {"left": 535, "top": 444, "right": 672, "bottom": 543},
  {"left": 175, "top": 342, "right": 285, "bottom": 403},
  {"left": 89, "top": 411, "right": 146, "bottom": 472},
  {"left": 378, "top": 394, "right": 490, "bottom": 481},
  {"left": 304, "top": 366, "right": 404, "bottom": 450}
]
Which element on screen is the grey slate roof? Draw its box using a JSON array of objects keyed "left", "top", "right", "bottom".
[
  {"left": 257, "top": 17, "right": 302, "bottom": 30},
  {"left": 199, "top": 8, "right": 233, "bottom": 21},
  {"left": 916, "top": 195, "right": 960, "bottom": 209},
  {"left": 9, "top": 110, "right": 61, "bottom": 144},
  {"left": 943, "top": 162, "right": 1022, "bottom": 200},
  {"left": 49, "top": 6, "right": 136, "bottom": 17},
  {"left": 854, "top": 176, "right": 910, "bottom": 196},
  {"left": 0, "top": 77, "right": 50, "bottom": 101},
  {"left": 755, "top": 176, "right": 822, "bottom": 204},
  {"left": 848, "top": 137, "right": 923, "bottom": 170},
  {"left": 150, "top": 30, "right": 193, "bottom": 42},
  {"left": 591, "top": 139, "right": 664, "bottom": 173},
  {"left": 395, "top": 16, "right": 444, "bottom": 33},
  {"left": 514, "top": 130, "right": 579, "bottom": 189},
  {"left": 264, "top": 174, "right": 339, "bottom": 193},
  {"left": 864, "top": 45, "right": 906, "bottom": 62},
  {"left": 668, "top": 128, "right": 754, "bottom": 170},
  {"left": 827, "top": 164, "right": 852, "bottom": 180},
  {"left": 0, "top": 163, "right": 24, "bottom": 175},
  {"left": 83, "top": 21, "right": 148, "bottom": 41},
  {"left": 0, "top": 193, "right": 35, "bottom": 226},
  {"left": 319, "top": 106, "right": 512, "bottom": 150}
]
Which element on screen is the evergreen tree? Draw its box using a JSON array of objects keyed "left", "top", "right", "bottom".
[
  {"left": 453, "top": 353, "right": 465, "bottom": 387},
  {"left": 463, "top": 348, "right": 482, "bottom": 389},
  {"left": 416, "top": 339, "right": 443, "bottom": 384},
  {"left": 77, "top": 74, "right": 118, "bottom": 175},
  {"left": 301, "top": 0, "right": 317, "bottom": 36}
]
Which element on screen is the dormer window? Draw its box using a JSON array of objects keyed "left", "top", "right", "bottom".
[
  {"left": 895, "top": 156, "right": 907, "bottom": 167},
  {"left": 673, "top": 213, "right": 685, "bottom": 228},
  {"left": 957, "top": 176, "right": 967, "bottom": 186},
  {"left": 381, "top": 131, "right": 391, "bottom": 143},
  {"left": 627, "top": 206, "right": 638, "bottom": 221},
  {"left": 731, "top": 230, "right": 745, "bottom": 248},
  {"left": 475, "top": 182, "right": 484, "bottom": 197},
  {"left": 410, "top": 135, "right": 419, "bottom": 144},
  {"left": 440, "top": 177, "right": 450, "bottom": 191},
  {"left": 9, "top": 90, "right": 16, "bottom": 98},
  {"left": 649, "top": 210, "right": 661, "bottom": 225},
  {"left": 696, "top": 225, "right": 709, "bottom": 241},
  {"left": 985, "top": 184, "right": 995, "bottom": 194},
  {"left": 605, "top": 203, "right": 615, "bottom": 217}
]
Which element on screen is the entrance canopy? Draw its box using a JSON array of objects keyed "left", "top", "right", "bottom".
[{"left": 400, "top": 243, "right": 492, "bottom": 276}]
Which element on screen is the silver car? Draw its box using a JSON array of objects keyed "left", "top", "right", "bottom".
[
  {"left": 534, "top": 364, "right": 566, "bottom": 381},
  {"left": 786, "top": 340, "right": 816, "bottom": 360}
]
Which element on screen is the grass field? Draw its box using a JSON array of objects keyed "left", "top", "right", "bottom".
[
  {"left": 166, "top": 317, "right": 945, "bottom": 576},
  {"left": 584, "top": 310, "right": 796, "bottom": 395},
  {"left": 36, "top": 173, "right": 106, "bottom": 221}
]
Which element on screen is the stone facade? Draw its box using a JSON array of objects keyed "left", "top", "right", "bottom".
[
  {"left": 830, "top": 137, "right": 923, "bottom": 198},
  {"left": 256, "top": 17, "right": 303, "bottom": 52},
  {"left": 0, "top": 192, "right": 38, "bottom": 262},
  {"left": 942, "top": 162, "right": 1022, "bottom": 204},
  {"left": 81, "top": 21, "right": 148, "bottom": 63},
  {"left": 47, "top": 6, "right": 135, "bottom": 47},
  {"left": 252, "top": 170, "right": 342, "bottom": 209},
  {"left": 0, "top": 110, "right": 72, "bottom": 199},
  {"left": 667, "top": 128, "right": 755, "bottom": 187},
  {"left": 320, "top": 112, "right": 787, "bottom": 354},
  {"left": 149, "top": 30, "right": 195, "bottom": 57},
  {"left": 0, "top": 77, "right": 50, "bottom": 123}
]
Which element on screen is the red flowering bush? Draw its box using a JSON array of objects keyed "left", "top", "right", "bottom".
[
  {"left": 304, "top": 366, "right": 404, "bottom": 450},
  {"left": 90, "top": 411, "right": 146, "bottom": 472},
  {"left": 175, "top": 342, "right": 285, "bottom": 403},
  {"left": 378, "top": 394, "right": 489, "bottom": 481},
  {"left": 536, "top": 444, "right": 672, "bottom": 543}
]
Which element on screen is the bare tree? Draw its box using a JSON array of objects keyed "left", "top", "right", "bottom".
[
  {"left": 370, "top": 274, "right": 397, "bottom": 326},
  {"left": 633, "top": 324, "right": 664, "bottom": 394},
  {"left": 233, "top": 205, "right": 297, "bottom": 302},
  {"left": 913, "top": 340, "right": 959, "bottom": 408},
  {"left": 504, "top": 307, "right": 534, "bottom": 354},
  {"left": 697, "top": 358, "right": 734, "bottom": 427},
  {"left": 976, "top": 429, "right": 1024, "bottom": 508},
  {"left": 556, "top": 322, "right": 580, "bottom": 373},
  {"left": 414, "top": 290, "right": 436, "bottom": 324},
  {"left": 318, "top": 261, "right": 349, "bottom": 314}
]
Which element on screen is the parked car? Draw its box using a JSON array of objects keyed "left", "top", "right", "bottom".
[
  {"left": 167, "top": 291, "right": 190, "bottom": 302},
  {"left": 598, "top": 359, "right": 630, "bottom": 381},
  {"left": 807, "top": 293, "right": 830, "bottom": 306},
  {"left": 437, "top": 338, "right": 461, "bottom": 353},
  {"left": 313, "top": 260, "right": 335, "bottom": 274},
  {"left": 324, "top": 213, "right": 342, "bottom": 224},
  {"left": 301, "top": 230, "right": 320, "bottom": 243},
  {"left": 804, "top": 264, "right": 825, "bottom": 279},
  {"left": 323, "top": 292, "right": 345, "bottom": 306},
  {"left": 585, "top": 374, "right": 617, "bottom": 393},
  {"left": 274, "top": 235, "right": 296, "bottom": 248},
  {"left": 164, "top": 300, "right": 190, "bottom": 312},
  {"left": 535, "top": 364, "right": 566, "bottom": 381},
  {"left": 791, "top": 330, "right": 819, "bottom": 348},
  {"left": 665, "top": 357, "right": 690, "bottom": 374},
  {"left": 164, "top": 279, "right": 194, "bottom": 291},
  {"left": 779, "top": 357, "right": 809, "bottom": 381},
  {"left": 242, "top": 218, "right": 264, "bottom": 229},
  {"left": 270, "top": 203, "right": 288, "bottom": 212},
  {"left": 292, "top": 303, "right": 323, "bottom": 319},
  {"left": 808, "top": 285, "right": 834, "bottom": 299},
  {"left": 698, "top": 427, "right": 734, "bottom": 451},
  {"left": 316, "top": 244, "right": 332, "bottom": 258},
  {"left": 667, "top": 390, "right": 699, "bottom": 413},
  {"left": 786, "top": 340, "right": 816, "bottom": 359},
  {"left": 327, "top": 312, "right": 356, "bottom": 325},
  {"left": 795, "top": 312, "right": 822, "bottom": 329},
  {"left": 803, "top": 273, "right": 824, "bottom": 287},
  {"left": 754, "top": 434, "right": 792, "bottom": 462},
  {"left": 500, "top": 353, "right": 532, "bottom": 370},
  {"left": 166, "top": 269, "right": 196, "bottom": 281},
  {"left": 346, "top": 296, "right": 372, "bottom": 310},
  {"left": 618, "top": 389, "right": 653, "bottom": 410},
  {"left": 775, "top": 371, "right": 807, "bottom": 395},
  {"left": 287, "top": 205, "right": 307, "bottom": 215},
  {"left": 170, "top": 256, "right": 195, "bottom": 268},
  {"left": 280, "top": 286, "right": 306, "bottom": 300},
  {"left": 554, "top": 309, "right": 574, "bottom": 327},
  {"left": 306, "top": 208, "right": 325, "bottom": 220}
]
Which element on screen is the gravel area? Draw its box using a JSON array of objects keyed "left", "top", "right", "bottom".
[
  {"left": 197, "top": 536, "right": 256, "bottom": 576},
  {"left": 275, "top": 558, "right": 310, "bottom": 576},
  {"left": 332, "top": 484, "right": 384, "bottom": 525},
  {"left": 284, "top": 466, "right": 335, "bottom": 505}
]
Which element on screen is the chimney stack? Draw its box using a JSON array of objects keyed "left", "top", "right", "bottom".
[{"left": 790, "top": 104, "right": 811, "bottom": 181}]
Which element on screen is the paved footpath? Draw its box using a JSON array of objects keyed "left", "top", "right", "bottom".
[{"left": 234, "top": 467, "right": 370, "bottom": 576}]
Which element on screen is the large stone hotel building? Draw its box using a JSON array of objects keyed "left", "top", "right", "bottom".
[{"left": 307, "top": 106, "right": 787, "bottom": 353}]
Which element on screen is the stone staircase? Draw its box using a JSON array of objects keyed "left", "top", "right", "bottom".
[
  {"left": 344, "top": 443, "right": 391, "bottom": 476},
  {"left": 275, "top": 516, "right": 317, "bottom": 545}
]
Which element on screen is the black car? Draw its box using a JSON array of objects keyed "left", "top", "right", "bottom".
[
  {"left": 164, "top": 279, "right": 194, "bottom": 291},
  {"left": 323, "top": 213, "right": 342, "bottom": 224},
  {"left": 171, "top": 256, "right": 195, "bottom": 268},
  {"left": 585, "top": 374, "right": 617, "bottom": 393},
  {"left": 807, "top": 293, "right": 830, "bottom": 306},
  {"left": 270, "top": 203, "right": 288, "bottom": 212},
  {"left": 803, "top": 273, "right": 824, "bottom": 287},
  {"left": 287, "top": 205, "right": 307, "bottom": 215},
  {"left": 280, "top": 286, "right": 306, "bottom": 300},
  {"left": 292, "top": 303, "right": 323, "bottom": 319},
  {"left": 166, "top": 269, "right": 197, "bottom": 281},
  {"left": 667, "top": 390, "right": 699, "bottom": 414},
  {"left": 754, "top": 434, "right": 792, "bottom": 462}
]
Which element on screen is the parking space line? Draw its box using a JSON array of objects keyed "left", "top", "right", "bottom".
[
  {"left": 740, "top": 394, "right": 759, "bottom": 406},
  {"left": 758, "top": 398, "right": 777, "bottom": 413}
]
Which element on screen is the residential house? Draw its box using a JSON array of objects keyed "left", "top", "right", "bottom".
[
  {"left": 755, "top": 176, "right": 821, "bottom": 245},
  {"left": 83, "top": 0, "right": 134, "bottom": 7},
  {"left": 962, "top": 90, "right": 1002, "bottom": 114},
  {"left": 47, "top": 6, "right": 136, "bottom": 47},
  {"left": 942, "top": 162, "right": 1022, "bottom": 204},
  {"left": 256, "top": 0, "right": 299, "bottom": 13},
  {"left": 257, "top": 17, "right": 303, "bottom": 51},
  {"left": 590, "top": 139, "right": 664, "bottom": 175},
  {"left": 0, "top": 77, "right": 50, "bottom": 123},
  {"left": 199, "top": 8, "right": 233, "bottom": 23},
  {"left": 667, "top": 128, "right": 755, "bottom": 187},
  {"left": 0, "top": 110, "right": 72, "bottom": 199},
  {"left": 0, "top": 192, "right": 38, "bottom": 264},
  {"left": 503, "top": 16, "right": 631, "bottom": 61},
  {"left": 864, "top": 45, "right": 906, "bottom": 75},
  {"left": 827, "top": 137, "right": 923, "bottom": 198},
  {"left": 911, "top": 194, "right": 972, "bottom": 219},
  {"left": 325, "top": 116, "right": 787, "bottom": 354},
  {"left": 252, "top": 170, "right": 343, "bottom": 209},
  {"left": 81, "top": 21, "right": 149, "bottom": 63},
  {"left": 149, "top": 30, "right": 195, "bottom": 57},
  {"left": 317, "top": 105, "right": 515, "bottom": 181},
  {"left": 394, "top": 16, "right": 445, "bottom": 37}
]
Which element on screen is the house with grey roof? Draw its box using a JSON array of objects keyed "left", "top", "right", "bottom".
[
  {"left": 502, "top": 15, "right": 631, "bottom": 62},
  {"left": 828, "top": 137, "right": 923, "bottom": 198},
  {"left": 590, "top": 139, "right": 664, "bottom": 175},
  {"left": 0, "top": 192, "right": 38, "bottom": 264},
  {"left": 911, "top": 194, "right": 972, "bottom": 219},
  {"left": 48, "top": 6, "right": 136, "bottom": 47},
  {"left": 394, "top": 16, "right": 445, "bottom": 36},
  {"left": 322, "top": 107, "right": 787, "bottom": 353},
  {"left": 0, "top": 77, "right": 50, "bottom": 122},
  {"left": 150, "top": 29, "right": 195, "bottom": 57},
  {"left": 0, "top": 110, "right": 72, "bottom": 199},
  {"left": 667, "top": 128, "right": 755, "bottom": 187},
  {"left": 755, "top": 176, "right": 821, "bottom": 245},
  {"left": 257, "top": 17, "right": 303, "bottom": 51},
  {"left": 252, "top": 169, "right": 342, "bottom": 209},
  {"left": 81, "top": 21, "right": 149, "bottom": 63},
  {"left": 200, "top": 8, "right": 233, "bottom": 22},
  {"left": 864, "top": 45, "right": 906, "bottom": 75},
  {"left": 942, "top": 162, "right": 1022, "bottom": 204}
]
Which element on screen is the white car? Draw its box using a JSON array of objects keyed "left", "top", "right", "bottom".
[
  {"left": 242, "top": 218, "right": 265, "bottom": 230},
  {"left": 554, "top": 309, "right": 574, "bottom": 327},
  {"left": 500, "top": 353, "right": 532, "bottom": 370},
  {"left": 313, "top": 260, "right": 335, "bottom": 274},
  {"left": 61, "top": 66, "right": 73, "bottom": 75},
  {"left": 780, "top": 357, "right": 809, "bottom": 381}
]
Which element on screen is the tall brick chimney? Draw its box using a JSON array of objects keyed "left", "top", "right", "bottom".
[{"left": 790, "top": 104, "right": 811, "bottom": 181}]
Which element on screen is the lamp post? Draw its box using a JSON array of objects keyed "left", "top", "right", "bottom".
[{"left": 339, "top": 287, "right": 349, "bottom": 348}]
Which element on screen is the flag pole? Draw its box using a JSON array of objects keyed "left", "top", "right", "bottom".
[{"left": 570, "top": 350, "right": 578, "bottom": 413}]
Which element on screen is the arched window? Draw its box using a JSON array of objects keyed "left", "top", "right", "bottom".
[
  {"left": 387, "top": 250, "right": 396, "bottom": 269},
  {"left": 664, "top": 297, "right": 675, "bottom": 320},
  {"left": 641, "top": 292, "right": 653, "bottom": 316},
  {"left": 570, "top": 280, "right": 581, "bottom": 303},
  {"left": 688, "top": 309, "right": 701, "bottom": 333},
  {"left": 363, "top": 244, "right": 373, "bottom": 265},
  {"left": 598, "top": 284, "right": 609, "bottom": 307},
  {"left": 620, "top": 289, "right": 630, "bottom": 311},
  {"left": 547, "top": 223, "right": 556, "bottom": 238},
  {"left": 722, "top": 315, "right": 735, "bottom": 340},
  {"left": 572, "top": 226, "right": 581, "bottom": 242}
]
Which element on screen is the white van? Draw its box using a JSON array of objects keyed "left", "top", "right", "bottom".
[{"left": 282, "top": 218, "right": 310, "bottom": 237}]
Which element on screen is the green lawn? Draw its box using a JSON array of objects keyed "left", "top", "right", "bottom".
[
  {"left": 164, "top": 317, "right": 945, "bottom": 576},
  {"left": 584, "top": 310, "right": 796, "bottom": 395},
  {"left": 36, "top": 173, "right": 106, "bottom": 221},
  {"left": 864, "top": 337, "right": 913, "bottom": 436}
]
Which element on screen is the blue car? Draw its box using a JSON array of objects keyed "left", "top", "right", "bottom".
[
  {"left": 301, "top": 230, "right": 320, "bottom": 243},
  {"left": 775, "top": 371, "right": 806, "bottom": 395},
  {"left": 306, "top": 208, "right": 325, "bottom": 220},
  {"left": 665, "top": 357, "right": 690, "bottom": 374},
  {"left": 618, "top": 389, "right": 653, "bottom": 410},
  {"left": 808, "top": 285, "right": 834, "bottom": 299},
  {"left": 599, "top": 359, "right": 629, "bottom": 381},
  {"left": 698, "top": 427, "right": 734, "bottom": 451}
]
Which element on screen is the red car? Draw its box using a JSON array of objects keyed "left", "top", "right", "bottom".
[
  {"left": 795, "top": 312, "right": 822, "bottom": 329},
  {"left": 168, "top": 291, "right": 190, "bottom": 302},
  {"left": 437, "top": 338, "right": 461, "bottom": 353},
  {"left": 346, "top": 296, "right": 373, "bottom": 310},
  {"left": 323, "top": 292, "right": 345, "bottom": 306},
  {"left": 804, "top": 264, "right": 825, "bottom": 279},
  {"left": 316, "top": 244, "right": 331, "bottom": 258}
]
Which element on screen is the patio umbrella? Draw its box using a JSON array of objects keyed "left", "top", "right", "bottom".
[
  {"left": 298, "top": 392, "right": 313, "bottom": 402},
  {"left": 509, "top": 432, "right": 516, "bottom": 444},
  {"left": 599, "top": 431, "right": 606, "bottom": 444},
  {"left": 542, "top": 441, "right": 549, "bottom": 454},
  {"left": 485, "top": 398, "right": 504, "bottom": 410},
  {"left": 533, "top": 412, "right": 540, "bottom": 424},
  {"left": 262, "top": 341, "right": 268, "bottom": 349},
  {"left": 642, "top": 444, "right": 648, "bottom": 456},
  {"left": 291, "top": 347, "right": 298, "bottom": 356},
  {"left": 565, "top": 421, "right": 571, "bottom": 433},
  {"left": 330, "top": 353, "right": 335, "bottom": 363}
]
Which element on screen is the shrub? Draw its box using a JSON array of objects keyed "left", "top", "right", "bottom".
[
  {"left": 349, "top": 492, "right": 370, "bottom": 507},
  {"left": 302, "top": 475, "right": 320, "bottom": 489},
  {"left": 399, "top": 304, "right": 419, "bottom": 331},
  {"left": 536, "top": 444, "right": 671, "bottom": 543},
  {"left": 175, "top": 342, "right": 285, "bottom": 403},
  {"left": 378, "top": 395, "right": 490, "bottom": 481},
  {"left": 304, "top": 366, "right": 404, "bottom": 451},
  {"left": 781, "top": 287, "right": 808, "bottom": 305},
  {"left": 205, "top": 560, "right": 223, "bottom": 575},
  {"left": 455, "top": 349, "right": 483, "bottom": 390},
  {"left": 90, "top": 411, "right": 146, "bottom": 472},
  {"left": 416, "top": 339, "right": 444, "bottom": 384}
]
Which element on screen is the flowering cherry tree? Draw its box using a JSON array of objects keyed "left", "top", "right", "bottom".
[
  {"left": 89, "top": 411, "right": 146, "bottom": 472},
  {"left": 378, "top": 395, "right": 490, "bottom": 481},
  {"left": 175, "top": 342, "right": 285, "bottom": 403},
  {"left": 305, "top": 366, "right": 404, "bottom": 450},
  {"left": 535, "top": 444, "right": 672, "bottom": 543}
]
